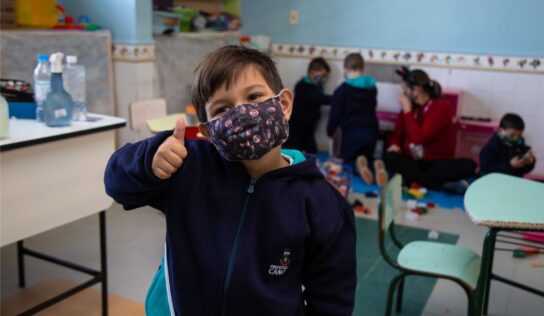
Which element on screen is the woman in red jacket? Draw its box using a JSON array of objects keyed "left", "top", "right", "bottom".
[{"left": 384, "top": 68, "right": 476, "bottom": 194}]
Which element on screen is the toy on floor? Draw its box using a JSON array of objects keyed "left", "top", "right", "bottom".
[
  {"left": 522, "top": 232, "right": 544, "bottom": 244},
  {"left": 427, "top": 230, "right": 440, "bottom": 240},
  {"left": 352, "top": 199, "right": 371, "bottom": 215},
  {"left": 365, "top": 191, "right": 379, "bottom": 198},
  {"left": 406, "top": 199, "right": 431, "bottom": 216},
  {"left": 404, "top": 182, "right": 427, "bottom": 199},
  {"left": 318, "top": 159, "right": 352, "bottom": 198},
  {"left": 512, "top": 246, "right": 541, "bottom": 258},
  {"left": 531, "top": 261, "right": 543, "bottom": 268}
]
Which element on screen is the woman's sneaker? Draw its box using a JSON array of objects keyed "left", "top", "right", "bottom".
[
  {"left": 356, "top": 155, "right": 374, "bottom": 184},
  {"left": 374, "top": 159, "right": 389, "bottom": 187}
]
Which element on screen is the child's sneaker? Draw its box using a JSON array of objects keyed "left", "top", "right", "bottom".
[
  {"left": 374, "top": 159, "right": 389, "bottom": 187},
  {"left": 356, "top": 155, "right": 374, "bottom": 184}
]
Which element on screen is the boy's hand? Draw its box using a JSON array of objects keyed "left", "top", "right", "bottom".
[
  {"left": 523, "top": 151, "right": 535, "bottom": 164},
  {"left": 152, "top": 117, "right": 188, "bottom": 179},
  {"left": 510, "top": 155, "right": 526, "bottom": 169}
]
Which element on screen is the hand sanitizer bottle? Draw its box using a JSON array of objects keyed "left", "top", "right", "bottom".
[{"left": 43, "top": 52, "right": 73, "bottom": 127}]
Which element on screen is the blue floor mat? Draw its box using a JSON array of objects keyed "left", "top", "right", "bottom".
[{"left": 316, "top": 152, "right": 466, "bottom": 210}]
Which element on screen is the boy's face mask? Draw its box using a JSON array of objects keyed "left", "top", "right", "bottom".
[
  {"left": 204, "top": 91, "right": 289, "bottom": 161},
  {"left": 502, "top": 135, "right": 524, "bottom": 146},
  {"left": 499, "top": 129, "right": 524, "bottom": 146}
]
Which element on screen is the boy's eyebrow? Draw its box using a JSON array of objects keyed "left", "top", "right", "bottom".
[{"left": 243, "top": 84, "right": 267, "bottom": 92}]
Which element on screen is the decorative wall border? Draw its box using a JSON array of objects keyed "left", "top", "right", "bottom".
[
  {"left": 113, "top": 44, "right": 156, "bottom": 62},
  {"left": 271, "top": 43, "right": 543, "bottom": 74}
]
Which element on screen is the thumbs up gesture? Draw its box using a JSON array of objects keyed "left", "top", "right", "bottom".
[{"left": 152, "top": 117, "right": 188, "bottom": 179}]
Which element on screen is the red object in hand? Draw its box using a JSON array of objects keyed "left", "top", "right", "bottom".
[{"left": 410, "top": 182, "right": 421, "bottom": 189}]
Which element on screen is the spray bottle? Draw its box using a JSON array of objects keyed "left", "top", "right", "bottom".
[{"left": 43, "top": 52, "right": 73, "bottom": 127}]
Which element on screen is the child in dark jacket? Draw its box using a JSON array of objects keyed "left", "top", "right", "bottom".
[
  {"left": 104, "top": 46, "right": 356, "bottom": 316},
  {"left": 480, "top": 113, "right": 536, "bottom": 177},
  {"left": 284, "top": 57, "right": 332, "bottom": 154},
  {"left": 327, "top": 53, "right": 382, "bottom": 184}
]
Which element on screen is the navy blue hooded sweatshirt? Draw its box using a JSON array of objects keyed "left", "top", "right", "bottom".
[
  {"left": 104, "top": 131, "right": 357, "bottom": 316},
  {"left": 326, "top": 78, "right": 378, "bottom": 137},
  {"left": 479, "top": 133, "right": 535, "bottom": 177},
  {"left": 284, "top": 78, "right": 332, "bottom": 153}
]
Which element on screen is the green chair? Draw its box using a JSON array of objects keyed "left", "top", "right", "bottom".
[{"left": 378, "top": 175, "right": 482, "bottom": 315}]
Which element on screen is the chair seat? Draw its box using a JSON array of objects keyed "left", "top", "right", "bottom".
[{"left": 397, "top": 241, "right": 481, "bottom": 289}]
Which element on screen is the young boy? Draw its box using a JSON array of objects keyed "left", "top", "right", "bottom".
[
  {"left": 104, "top": 46, "right": 356, "bottom": 315},
  {"left": 326, "top": 53, "right": 383, "bottom": 185},
  {"left": 480, "top": 113, "right": 536, "bottom": 177},
  {"left": 284, "top": 57, "right": 332, "bottom": 154}
]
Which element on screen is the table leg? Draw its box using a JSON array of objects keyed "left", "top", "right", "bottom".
[
  {"left": 17, "top": 240, "right": 26, "bottom": 288},
  {"left": 100, "top": 211, "right": 108, "bottom": 316},
  {"left": 476, "top": 228, "right": 498, "bottom": 315},
  {"left": 483, "top": 229, "right": 497, "bottom": 315}
]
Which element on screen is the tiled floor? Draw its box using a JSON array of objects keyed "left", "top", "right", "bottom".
[{"left": 2, "top": 199, "right": 543, "bottom": 315}]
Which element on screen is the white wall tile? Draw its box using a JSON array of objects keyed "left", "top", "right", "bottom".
[
  {"left": 514, "top": 92, "right": 538, "bottom": 119},
  {"left": 468, "top": 71, "right": 495, "bottom": 91},
  {"left": 514, "top": 73, "right": 541, "bottom": 94},
  {"left": 136, "top": 62, "right": 156, "bottom": 84},
  {"left": 491, "top": 71, "right": 517, "bottom": 92},
  {"left": 489, "top": 92, "right": 515, "bottom": 120},
  {"left": 113, "top": 61, "right": 138, "bottom": 85},
  {"left": 448, "top": 69, "right": 473, "bottom": 89}
]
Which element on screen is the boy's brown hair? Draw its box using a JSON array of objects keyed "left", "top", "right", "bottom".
[
  {"left": 344, "top": 53, "right": 364, "bottom": 71},
  {"left": 308, "top": 57, "right": 330, "bottom": 73},
  {"left": 192, "top": 45, "right": 284, "bottom": 122}
]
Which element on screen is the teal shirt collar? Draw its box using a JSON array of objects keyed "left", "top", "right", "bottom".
[{"left": 345, "top": 74, "right": 376, "bottom": 89}]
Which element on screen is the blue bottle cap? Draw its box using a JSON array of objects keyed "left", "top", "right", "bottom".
[{"left": 37, "top": 54, "right": 49, "bottom": 62}]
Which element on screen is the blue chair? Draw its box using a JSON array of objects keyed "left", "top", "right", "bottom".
[{"left": 378, "top": 175, "right": 481, "bottom": 315}]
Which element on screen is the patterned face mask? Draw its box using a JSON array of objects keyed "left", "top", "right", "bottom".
[{"left": 204, "top": 92, "right": 289, "bottom": 161}]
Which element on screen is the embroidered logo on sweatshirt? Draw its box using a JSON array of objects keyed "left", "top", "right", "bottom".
[{"left": 268, "top": 249, "right": 291, "bottom": 276}]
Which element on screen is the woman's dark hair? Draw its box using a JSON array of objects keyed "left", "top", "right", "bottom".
[{"left": 396, "top": 67, "right": 442, "bottom": 99}]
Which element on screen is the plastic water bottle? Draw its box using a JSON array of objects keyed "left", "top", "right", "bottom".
[
  {"left": 0, "top": 95, "right": 9, "bottom": 139},
  {"left": 44, "top": 52, "right": 73, "bottom": 127},
  {"left": 33, "top": 54, "right": 50, "bottom": 122},
  {"left": 64, "top": 55, "right": 87, "bottom": 121}
]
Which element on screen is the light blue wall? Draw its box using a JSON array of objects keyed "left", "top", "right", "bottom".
[
  {"left": 241, "top": 0, "right": 544, "bottom": 57},
  {"left": 59, "top": 0, "right": 153, "bottom": 44}
]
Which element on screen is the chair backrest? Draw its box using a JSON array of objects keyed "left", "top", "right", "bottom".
[
  {"left": 378, "top": 174, "right": 403, "bottom": 267},
  {"left": 382, "top": 174, "right": 403, "bottom": 230},
  {"left": 129, "top": 98, "right": 167, "bottom": 141}
]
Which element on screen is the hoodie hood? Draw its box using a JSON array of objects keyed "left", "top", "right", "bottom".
[{"left": 345, "top": 74, "right": 376, "bottom": 89}]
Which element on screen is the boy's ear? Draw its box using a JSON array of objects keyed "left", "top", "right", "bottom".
[
  {"left": 279, "top": 89, "right": 293, "bottom": 120},
  {"left": 198, "top": 123, "right": 210, "bottom": 138}
]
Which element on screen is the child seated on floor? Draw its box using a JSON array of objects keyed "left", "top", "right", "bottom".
[{"left": 480, "top": 113, "right": 536, "bottom": 177}]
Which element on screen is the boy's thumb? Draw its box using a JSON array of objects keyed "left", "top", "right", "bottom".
[{"left": 172, "top": 116, "right": 186, "bottom": 143}]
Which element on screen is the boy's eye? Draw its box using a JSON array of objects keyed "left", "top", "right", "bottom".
[
  {"left": 247, "top": 93, "right": 263, "bottom": 102},
  {"left": 213, "top": 105, "right": 230, "bottom": 117}
]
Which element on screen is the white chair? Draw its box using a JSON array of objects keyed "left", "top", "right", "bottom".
[{"left": 129, "top": 98, "right": 167, "bottom": 141}]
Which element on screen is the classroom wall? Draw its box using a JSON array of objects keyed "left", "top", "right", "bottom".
[
  {"left": 242, "top": 0, "right": 544, "bottom": 57},
  {"left": 59, "top": 0, "right": 153, "bottom": 44}
]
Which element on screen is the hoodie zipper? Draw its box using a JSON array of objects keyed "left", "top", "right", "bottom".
[{"left": 221, "top": 179, "right": 255, "bottom": 316}]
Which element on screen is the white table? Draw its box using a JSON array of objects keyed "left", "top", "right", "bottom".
[{"left": 0, "top": 114, "right": 125, "bottom": 315}]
